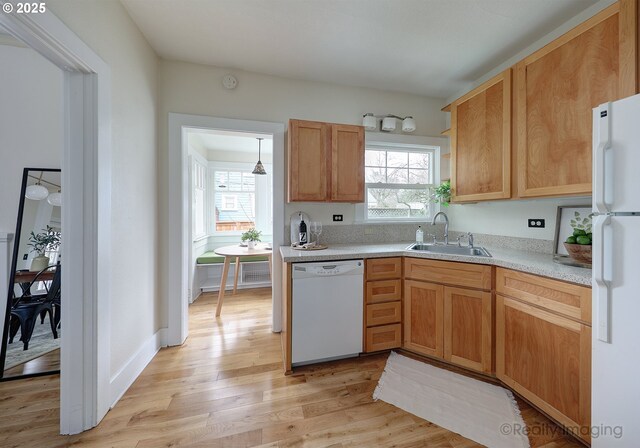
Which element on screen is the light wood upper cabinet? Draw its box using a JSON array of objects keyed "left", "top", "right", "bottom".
[
  {"left": 450, "top": 69, "right": 511, "bottom": 202},
  {"left": 288, "top": 120, "right": 330, "bottom": 202},
  {"left": 331, "top": 124, "right": 365, "bottom": 202},
  {"left": 288, "top": 119, "right": 364, "bottom": 202},
  {"left": 403, "top": 280, "right": 444, "bottom": 358},
  {"left": 444, "top": 287, "right": 492, "bottom": 374},
  {"left": 496, "top": 295, "right": 591, "bottom": 443},
  {"left": 516, "top": 2, "right": 637, "bottom": 198}
]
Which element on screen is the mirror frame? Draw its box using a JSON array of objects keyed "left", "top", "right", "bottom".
[{"left": 0, "top": 167, "right": 61, "bottom": 380}]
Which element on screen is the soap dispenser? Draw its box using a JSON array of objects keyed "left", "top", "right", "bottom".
[{"left": 416, "top": 225, "right": 424, "bottom": 244}]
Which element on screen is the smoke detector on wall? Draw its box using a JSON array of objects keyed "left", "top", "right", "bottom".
[{"left": 222, "top": 74, "right": 237, "bottom": 89}]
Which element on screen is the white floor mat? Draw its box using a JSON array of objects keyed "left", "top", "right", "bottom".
[{"left": 373, "top": 352, "right": 530, "bottom": 448}]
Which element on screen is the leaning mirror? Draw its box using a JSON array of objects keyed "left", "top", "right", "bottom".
[{"left": 0, "top": 168, "right": 61, "bottom": 380}]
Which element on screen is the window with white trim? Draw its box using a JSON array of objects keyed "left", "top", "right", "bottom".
[
  {"left": 192, "top": 158, "right": 207, "bottom": 239},
  {"left": 363, "top": 144, "right": 438, "bottom": 221},
  {"left": 211, "top": 163, "right": 272, "bottom": 234}
]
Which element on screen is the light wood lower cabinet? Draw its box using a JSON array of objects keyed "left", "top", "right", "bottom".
[
  {"left": 366, "top": 324, "right": 402, "bottom": 352},
  {"left": 403, "top": 280, "right": 444, "bottom": 358},
  {"left": 364, "top": 258, "right": 402, "bottom": 352},
  {"left": 444, "top": 287, "right": 492, "bottom": 374},
  {"left": 403, "top": 259, "right": 493, "bottom": 373},
  {"left": 496, "top": 295, "right": 591, "bottom": 444}
]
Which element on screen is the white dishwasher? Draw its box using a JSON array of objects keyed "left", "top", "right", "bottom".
[{"left": 292, "top": 260, "right": 364, "bottom": 366}]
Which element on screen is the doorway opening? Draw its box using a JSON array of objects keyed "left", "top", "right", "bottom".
[
  {"left": 0, "top": 11, "right": 112, "bottom": 434},
  {"left": 187, "top": 129, "right": 274, "bottom": 309},
  {"left": 167, "top": 114, "right": 285, "bottom": 347}
]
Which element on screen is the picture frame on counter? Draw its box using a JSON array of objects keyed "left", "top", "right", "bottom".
[{"left": 552, "top": 204, "right": 592, "bottom": 268}]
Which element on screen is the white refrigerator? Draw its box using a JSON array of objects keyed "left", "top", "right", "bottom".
[{"left": 592, "top": 94, "right": 640, "bottom": 446}]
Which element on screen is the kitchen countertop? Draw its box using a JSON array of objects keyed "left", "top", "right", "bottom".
[{"left": 280, "top": 242, "right": 592, "bottom": 286}]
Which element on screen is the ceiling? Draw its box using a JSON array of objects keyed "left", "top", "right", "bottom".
[
  {"left": 188, "top": 129, "right": 273, "bottom": 154},
  {"left": 122, "top": 0, "right": 599, "bottom": 98}
]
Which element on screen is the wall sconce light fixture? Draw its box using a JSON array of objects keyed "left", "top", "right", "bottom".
[{"left": 362, "top": 114, "right": 416, "bottom": 133}]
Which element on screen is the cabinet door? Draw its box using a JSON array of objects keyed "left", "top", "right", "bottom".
[
  {"left": 288, "top": 119, "right": 330, "bottom": 201},
  {"left": 496, "top": 295, "right": 591, "bottom": 443},
  {"left": 443, "top": 287, "right": 492, "bottom": 374},
  {"left": 403, "top": 280, "right": 443, "bottom": 358},
  {"left": 516, "top": 3, "right": 637, "bottom": 198},
  {"left": 331, "top": 124, "right": 364, "bottom": 202},
  {"left": 451, "top": 69, "right": 511, "bottom": 202}
]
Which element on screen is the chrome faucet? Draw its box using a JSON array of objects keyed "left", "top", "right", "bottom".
[
  {"left": 457, "top": 232, "right": 475, "bottom": 248},
  {"left": 431, "top": 211, "right": 449, "bottom": 245}
]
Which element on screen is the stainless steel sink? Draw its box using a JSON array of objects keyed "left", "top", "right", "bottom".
[{"left": 406, "top": 243, "right": 492, "bottom": 257}]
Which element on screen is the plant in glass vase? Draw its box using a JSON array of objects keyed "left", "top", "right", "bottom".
[
  {"left": 27, "top": 225, "right": 61, "bottom": 272},
  {"left": 241, "top": 227, "right": 262, "bottom": 249}
]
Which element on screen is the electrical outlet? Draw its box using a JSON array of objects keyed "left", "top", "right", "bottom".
[
  {"left": 528, "top": 219, "right": 545, "bottom": 228},
  {"left": 333, "top": 214, "right": 343, "bottom": 222}
]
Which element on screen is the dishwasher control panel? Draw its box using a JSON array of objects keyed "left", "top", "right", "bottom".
[{"left": 293, "top": 260, "right": 363, "bottom": 277}]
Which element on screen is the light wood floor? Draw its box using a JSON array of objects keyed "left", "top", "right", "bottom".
[
  {"left": 3, "top": 348, "right": 60, "bottom": 378},
  {"left": 0, "top": 288, "right": 583, "bottom": 447}
]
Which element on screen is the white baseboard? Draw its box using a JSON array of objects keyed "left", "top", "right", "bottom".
[
  {"left": 191, "top": 288, "right": 202, "bottom": 303},
  {"left": 109, "top": 328, "right": 167, "bottom": 408}
]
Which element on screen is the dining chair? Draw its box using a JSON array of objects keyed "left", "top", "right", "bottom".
[{"left": 9, "top": 264, "right": 61, "bottom": 350}]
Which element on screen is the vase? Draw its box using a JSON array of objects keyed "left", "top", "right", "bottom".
[
  {"left": 247, "top": 241, "right": 256, "bottom": 249},
  {"left": 31, "top": 254, "right": 50, "bottom": 272}
]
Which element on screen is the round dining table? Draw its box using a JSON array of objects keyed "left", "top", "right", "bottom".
[{"left": 213, "top": 244, "right": 272, "bottom": 317}]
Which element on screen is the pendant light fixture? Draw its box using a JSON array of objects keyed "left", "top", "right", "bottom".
[
  {"left": 252, "top": 137, "right": 267, "bottom": 175},
  {"left": 25, "top": 172, "right": 50, "bottom": 200},
  {"left": 47, "top": 190, "right": 62, "bottom": 206}
]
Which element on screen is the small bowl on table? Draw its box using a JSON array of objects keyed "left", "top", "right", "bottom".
[{"left": 563, "top": 243, "right": 592, "bottom": 265}]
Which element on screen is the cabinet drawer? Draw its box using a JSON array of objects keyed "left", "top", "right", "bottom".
[
  {"left": 366, "top": 301, "right": 401, "bottom": 327},
  {"left": 366, "top": 258, "right": 402, "bottom": 281},
  {"left": 496, "top": 268, "right": 591, "bottom": 324},
  {"left": 366, "top": 279, "right": 401, "bottom": 304},
  {"left": 404, "top": 258, "right": 491, "bottom": 290},
  {"left": 365, "top": 324, "right": 401, "bottom": 352}
]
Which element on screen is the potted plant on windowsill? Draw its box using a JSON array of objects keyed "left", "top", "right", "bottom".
[
  {"left": 27, "top": 225, "right": 61, "bottom": 272},
  {"left": 431, "top": 180, "right": 451, "bottom": 207},
  {"left": 241, "top": 228, "right": 262, "bottom": 249}
]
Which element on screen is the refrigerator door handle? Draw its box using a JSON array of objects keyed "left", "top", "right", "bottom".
[
  {"left": 593, "top": 215, "right": 612, "bottom": 343},
  {"left": 594, "top": 102, "right": 611, "bottom": 214}
]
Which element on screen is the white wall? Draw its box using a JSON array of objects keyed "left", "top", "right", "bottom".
[
  {"left": 442, "top": 0, "right": 615, "bottom": 240},
  {"left": 158, "top": 59, "right": 446, "bottom": 222},
  {"left": 47, "top": 0, "right": 160, "bottom": 378},
  {"left": 446, "top": 197, "right": 591, "bottom": 240},
  {"left": 158, "top": 60, "right": 446, "bottom": 327},
  {"left": 0, "top": 45, "right": 63, "bottom": 234},
  {"left": 0, "top": 44, "right": 62, "bottom": 343}
]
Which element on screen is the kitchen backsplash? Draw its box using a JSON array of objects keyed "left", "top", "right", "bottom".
[{"left": 285, "top": 223, "right": 554, "bottom": 254}]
